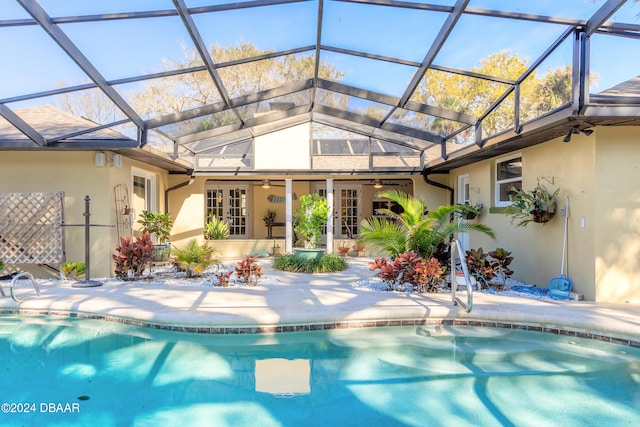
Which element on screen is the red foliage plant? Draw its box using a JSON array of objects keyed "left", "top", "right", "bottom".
[
  {"left": 113, "top": 233, "right": 155, "bottom": 280},
  {"left": 235, "top": 255, "right": 263, "bottom": 286},
  {"left": 369, "top": 251, "right": 445, "bottom": 293}
]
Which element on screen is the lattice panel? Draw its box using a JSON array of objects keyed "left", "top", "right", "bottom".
[{"left": 0, "top": 192, "right": 65, "bottom": 265}]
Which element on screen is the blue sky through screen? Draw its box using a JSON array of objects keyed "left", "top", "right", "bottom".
[{"left": 1, "top": 0, "right": 639, "bottom": 102}]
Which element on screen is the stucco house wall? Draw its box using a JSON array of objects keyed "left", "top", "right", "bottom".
[
  {"left": 448, "top": 127, "right": 640, "bottom": 304},
  {"left": 594, "top": 127, "right": 640, "bottom": 304},
  {"left": 0, "top": 151, "right": 168, "bottom": 279}
]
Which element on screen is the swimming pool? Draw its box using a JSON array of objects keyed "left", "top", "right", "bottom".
[{"left": 1, "top": 315, "right": 638, "bottom": 426}]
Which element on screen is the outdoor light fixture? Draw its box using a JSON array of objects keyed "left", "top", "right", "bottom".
[
  {"left": 563, "top": 126, "right": 593, "bottom": 142},
  {"left": 374, "top": 179, "right": 383, "bottom": 189},
  {"left": 112, "top": 153, "right": 122, "bottom": 168},
  {"left": 262, "top": 179, "right": 271, "bottom": 189},
  {"left": 95, "top": 152, "right": 106, "bottom": 167}
]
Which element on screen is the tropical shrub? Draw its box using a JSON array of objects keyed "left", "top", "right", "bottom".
[
  {"left": 488, "top": 247, "right": 514, "bottom": 286},
  {"left": 358, "top": 190, "right": 496, "bottom": 261},
  {"left": 235, "top": 255, "right": 263, "bottom": 285},
  {"left": 113, "top": 233, "right": 155, "bottom": 280},
  {"left": 204, "top": 214, "right": 230, "bottom": 240},
  {"left": 465, "top": 247, "right": 514, "bottom": 289},
  {"left": 273, "top": 253, "right": 347, "bottom": 273},
  {"left": 61, "top": 262, "right": 86, "bottom": 281},
  {"left": 369, "top": 251, "right": 446, "bottom": 293},
  {"left": 137, "top": 211, "right": 173, "bottom": 244},
  {"left": 294, "top": 194, "right": 329, "bottom": 248},
  {"left": 465, "top": 248, "right": 495, "bottom": 286},
  {"left": 173, "top": 239, "right": 217, "bottom": 278}
]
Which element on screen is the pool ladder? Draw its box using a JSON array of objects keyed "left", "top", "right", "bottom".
[
  {"left": 450, "top": 239, "right": 473, "bottom": 313},
  {"left": 4, "top": 272, "right": 41, "bottom": 302}
]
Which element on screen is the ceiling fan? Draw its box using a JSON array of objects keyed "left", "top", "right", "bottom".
[
  {"left": 363, "top": 179, "right": 400, "bottom": 189},
  {"left": 251, "top": 179, "right": 286, "bottom": 188}
]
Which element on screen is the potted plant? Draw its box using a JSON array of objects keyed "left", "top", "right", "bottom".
[
  {"left": 271, "top": 239, "right": 282, "bottom": 256},
  {"left": 506, "top": 184, "right": 559, "bottom": 227},
  {"left": 338, "top": 241, "right": 350, "bottom": 256},
  {"left": 204, "top": 213, "right": 229, "bottom": 240},
  {"left": 137, "top": 210, "right": 173, "bottom": 261},
  {"left": 263, "top": 209, "right": 277, "bottom": 226},
  {"left": 463, "top": 202, "right": 483, "bottom": 220},
  {"left": 293, "top": 194, "right": 329, "bottom": 259}
]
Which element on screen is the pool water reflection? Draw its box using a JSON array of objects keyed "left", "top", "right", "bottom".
[{"left": 1, "top": 315, "right": 639, "bottom": 427}]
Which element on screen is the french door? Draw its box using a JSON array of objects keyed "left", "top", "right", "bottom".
[
  {"left": 206, "top": 184, "right": 249, "bottom": 238},
  {"left": 317, "top": 184, "right": 361, "bottom": 239}
]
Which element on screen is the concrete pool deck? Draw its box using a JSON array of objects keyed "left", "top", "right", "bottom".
[{"left": 0, "top": 257, "right": 639, "bottom": 345}]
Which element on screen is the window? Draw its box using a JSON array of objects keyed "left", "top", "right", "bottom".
[{"left": 495, "top": 155, "right": 522, "bottom": 207}]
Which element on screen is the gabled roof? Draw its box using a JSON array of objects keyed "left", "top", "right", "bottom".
[{"left": 1, "top": 0, "right": 639, "bottom": 175}]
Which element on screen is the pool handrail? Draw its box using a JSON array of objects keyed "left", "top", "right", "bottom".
[{"left": 450, "top": 239, "right": 473, "bottom": 313}]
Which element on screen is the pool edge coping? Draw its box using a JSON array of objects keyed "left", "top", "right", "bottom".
[{"left": 2, "top": 307, "right": 639, "bottom": 349}]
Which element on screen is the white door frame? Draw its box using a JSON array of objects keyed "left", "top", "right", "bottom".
[
  {"left": 131, "top": 168, "right": 157, "bottom": 235},
  {"left": 457, "top": 174, "right": 470, "bottom": 252}
]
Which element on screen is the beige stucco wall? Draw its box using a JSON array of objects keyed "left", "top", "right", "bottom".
[
  {"left": 0, "top": 151, "right": 168, "bottom": 279},
  {"left": 594, "top": 127, "right": 640, "bottom": 304},
  {"left": 445, "top": 127, "right": 640, "bottom": 304}
]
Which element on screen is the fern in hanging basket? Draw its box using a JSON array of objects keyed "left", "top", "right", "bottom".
[{"left": 506, "top": 184, "right": 559, "bottom": 227}]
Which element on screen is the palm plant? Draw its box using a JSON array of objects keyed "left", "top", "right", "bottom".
[
  {"left": 172, "top": 239, "right": 218, "bottom": 278},
  {"left": 358, "top": 190, "right": 496, "bottom": 259}
]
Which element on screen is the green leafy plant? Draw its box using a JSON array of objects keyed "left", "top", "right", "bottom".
[
  {"left": 0, "top": 260, "right": 4, "bottom": 272},
  {"left": 358, "top": 190, "right": 496, "bottom": 260},
  {"left": 273, "top": 253, "right": 347, "bottom": 273},
  {"left": 235, "top": 255, "right": 263, "bottom": 285},
  {"left": 506, "top": 184, "right": 559, "bottom": 227},
  {"left": 172, "top": 239, "right": 217, "bottom": 278},
  {"left": 137, "top": 211, "right": 173, "bottom": 244},
  {"left": 263, "top": 210, "right": 277, "bottom": 225},
  {"left": 369, "top": 252, "right": 446, "bottom": 293},
  {"left": 294, "top": 194, "right": 329, "bottom": 249},
  {"left": 204, "top": 213, "right": 230, "bottom": 240},
  {"left": 61, "top": 262, "right": 86, "bottom": 281},
  {"left": 113, "top": 233, "right": 155, "bottom": 280}
]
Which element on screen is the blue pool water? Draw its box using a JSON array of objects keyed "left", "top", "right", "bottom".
[{"left": 1, "top": 315, "right": 638, "bottom": 427}]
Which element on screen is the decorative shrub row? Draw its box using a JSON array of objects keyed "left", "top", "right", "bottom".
[{"left": 273, "top": 253, "right": 347, "bottom": 273}]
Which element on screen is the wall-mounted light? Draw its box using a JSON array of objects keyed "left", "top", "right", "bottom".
[
  {"left": 374, "top": 179, "right": 383, "bottom": 189},
  {"left": 112, "top": 153, "right": 122, "bottom": 168},
  {"left": 95, "top": 152, "right": 106, "bottom": 167},
  {"left": 262, "top": 179, "right": 271, "bottom": 189}
]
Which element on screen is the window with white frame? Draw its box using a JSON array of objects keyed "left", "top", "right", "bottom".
[{"left": 495, "top": 155, "right": 522, "bottom": 207}]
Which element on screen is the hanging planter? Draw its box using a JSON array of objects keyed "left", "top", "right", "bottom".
[
  {"left": 531, "top": 209, "right": 554, "bottom": 224},
  {"left": 506, "top": 184, "right": 559, "bottom": 227},
  {"left": 463, "top": 203, "right": 483, "bottom": 220}
]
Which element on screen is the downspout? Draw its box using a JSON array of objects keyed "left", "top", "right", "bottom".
[
  {"left": 164, "top": 169, "right": 195, "bottom": 213},
  {"left": 421, "top": 169, "right": 454, "bottom": 206}
]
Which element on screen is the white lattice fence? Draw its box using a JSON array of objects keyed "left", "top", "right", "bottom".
[{"left": 0, "top": 192, "right": 65, "bottom": 265}]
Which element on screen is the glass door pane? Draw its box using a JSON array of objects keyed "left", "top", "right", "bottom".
[
  {"left": 206, "top": 185, "right": 249, "bottom": 239},
  {"left": 227, "top": 187, "right": 247, "bottom": 238}
]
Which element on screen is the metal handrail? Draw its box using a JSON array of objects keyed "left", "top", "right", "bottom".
[
  {"left": 450, "top": 239, "right": 473, "bottom": 313},
  {"left": 10, "top": 272, "right": 41, "bottom": 302}
]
